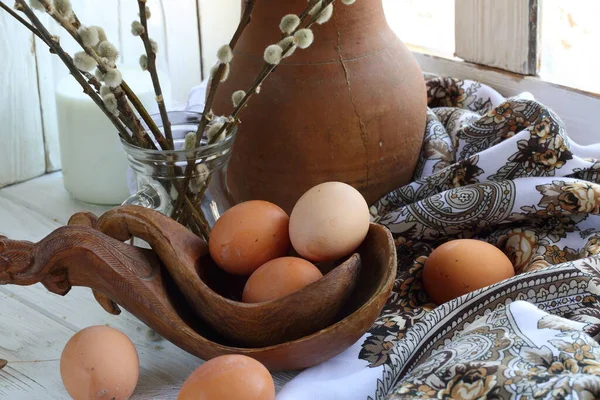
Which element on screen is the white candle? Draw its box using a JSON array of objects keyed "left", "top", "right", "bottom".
[{"left": 55, "top": 65, "right": 172, "bottom": 205}]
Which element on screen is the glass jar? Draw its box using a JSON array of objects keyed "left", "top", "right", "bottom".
[{"left": 122, "top": 111, "right": 235, "bottom": 239}]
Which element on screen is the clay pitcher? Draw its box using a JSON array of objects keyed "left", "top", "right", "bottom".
[{"left": 213, "top": 0, "right": 427, "bottom": 212}]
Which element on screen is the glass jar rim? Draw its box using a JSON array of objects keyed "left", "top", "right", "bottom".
[{"left": 121, "top": 111, "right": 237, "bottom": 158}]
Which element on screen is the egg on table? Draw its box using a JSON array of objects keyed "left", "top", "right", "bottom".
[
  {"left": 209, "top": 200, "right": 291, "bottom": 276},
  {"left": 60, "top": 326, "right": 139, "bottom": 400},
  {"left": 289, "top": 182, "right": 370, "bottom": 262},
  {"left": 178, "top": 355, "right": 275, "bottom": 400},
  {"left": 242, "top": 257, "right": 323, "bottom": 303},
  {"left": 422, "top": 239, "right": 515, "bottom": 304}
]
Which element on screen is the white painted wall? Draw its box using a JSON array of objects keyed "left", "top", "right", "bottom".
[
  {"left": 0, "top": 0, "right": 240, "bottom": 187},
  {"left": 198, "top": 0, "right": 240, "bottom": 76},
  {"left": 0, "top": 11, "right": 47, "bottom": 186}
]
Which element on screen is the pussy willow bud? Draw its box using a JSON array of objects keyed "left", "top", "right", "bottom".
[
  {"left": 294, "top": 29, "right": 314, "bottom": 49},
  {"left": 264, "top": 45, "right": 283, "bottom": 65},
  {"left": 73, "top": 52, "right": 97, "bottom": 72},
  {"left": 216, "top": 44, "right": 233, "bottom": 64},
  {"left": 78, "top": 26, "right": 100, "bottom": 47},
  {"left": 279, "top": 14, "right": 300, "bottom": 34},
  {"left": 232, "top": 90, "right": 246, "bottom": 108},
  {"left": 104, "top": 68, "right": 123, "bottom": 88}
]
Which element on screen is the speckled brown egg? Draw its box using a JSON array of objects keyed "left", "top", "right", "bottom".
[
  {"left": 178, "top": 355, "right": 274, "bottom": 400},
  {"left": 60, "top": 326, "right": 139, "bottom": 400},
  {"left": 209, "top": 200, "right": 291, "bottom": 276},
  {"left": 242, "top": 257, "right": 324, "bottom": 303},
  {"left": 422, "top": 239, "right": 515, "bottom": 304}
]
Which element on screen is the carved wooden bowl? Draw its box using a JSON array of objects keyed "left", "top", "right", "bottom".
[{"left": 0, "top": 206, "right": 396, "bottom": 371}]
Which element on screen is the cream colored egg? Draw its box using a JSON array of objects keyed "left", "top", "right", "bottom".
[{"left": 289, "top": 182, "right": 370, "bottom": 262}]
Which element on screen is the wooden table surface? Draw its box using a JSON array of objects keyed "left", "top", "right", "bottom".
[{"left": 0, "top": 172, "right": 298, "bottom": 399}]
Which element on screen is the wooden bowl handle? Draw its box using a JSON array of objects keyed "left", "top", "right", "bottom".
[
  {"left": 0, "top": 224, "right": 161, "bottom": 299},
  {"left": 67, "top": 211, "right": 121, "bottom": 314},
  {"left": 0, "top": 207, "right": 250, "bottom": 365},
  {"left": 0, "top": 205, "right": 207, "bottom": 318}
]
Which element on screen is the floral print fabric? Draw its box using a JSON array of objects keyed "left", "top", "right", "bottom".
[{"left": 364, "top": 78, "right": 600, "bottom": 399}]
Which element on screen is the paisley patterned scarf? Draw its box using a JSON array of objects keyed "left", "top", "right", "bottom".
[{"left": 277, "top": 78, "right": 600, "bottom": 400}]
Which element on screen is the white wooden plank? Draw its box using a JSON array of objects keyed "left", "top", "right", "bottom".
[
  {"left": 455, "top": 0, "right": 539, "bottom": 75},
  {"left": 197, "top": 0, "right": 240, "bottom": 78},
  {"left": 0, "top": 285, "right": 206, "bottom": 396},
  {"left": 0, "top": 12, "right": 46, "bottom": 187},
  {"left": 0, "top": 292, "right": 72, "bottom": 399},
  {"left": 0, "top": 364, "right": 61, "bottom": 400},
  {"left": 33, "top": 15, "right": 61, "bottom": 173},
  {"left": 1, "top": 283, "right": 296, "bottom": 399},
  {"left": 0, "top": 172, "right": 110, "bottom": 225},
  {"left": 413, "top": 52, "right": 600, "bottom": 146},
  {"left": 0, "top": 195, "right": 61, "bottom": 242},
  {"left": 0, "top": 286, "right": 205, "bottom": 400},
  {"left": 163, "top": 0, "right": 203, "bottom": 104}
]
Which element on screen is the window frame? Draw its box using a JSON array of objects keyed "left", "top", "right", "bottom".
[
  {"left": 413, "top": 51, "right": 600, "bottom": 145},
  {"left": 404, "top": 0, "right": 600, "bottom": 144}
]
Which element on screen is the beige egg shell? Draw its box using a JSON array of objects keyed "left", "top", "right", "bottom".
[
  {"left": 60, "top": 326, "right": 139, "bottom": 400},
  {"left": 289, "top": 182, "right": 371, "bottom": 262}
]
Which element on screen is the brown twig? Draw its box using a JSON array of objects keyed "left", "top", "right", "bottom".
[
  {"left": 0, "top": 359, "right": 6, "bottom": 370},
  {"left": 32, "top": 0, "right": 168, "bottom": 150},
  {"left": 137, "top": 0, "right": 173, "bottom": 150},
  {"left": 177, "top": 0, "right": 327, "bottom": 220},
  {"left": 5, "top": 0, "right": 207, "bottom": 236},
  {"left": 82, "top": 71, "right": 101, "bottom": 91},
  {"left": 211, "top": 0, "right": 336, "bottom": 142},
  {"left": 194, "top": 0, "right": 256, "bottom": 141},
  {"left": 1, "top": 2, "right": 139, "bottom": 148},
  {"left": 12, "top": 0, "right": 132, "bottom": 144},
  {"left": 171, "top": 0, "right": 256, "bottom": 221},
  {"left": 0, "top": 1, "right": 50, "bottom": 46},
  {"left": 40, "top": 1, "right": 153, "bottom": 146}
]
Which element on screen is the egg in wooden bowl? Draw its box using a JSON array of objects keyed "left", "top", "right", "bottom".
[
  {"left": 161, "top": 220, "right": 397, "bottom": 371},
  {"left": 168, "top": 182, "right": 378, "bottom": 348},
  {"left": 88, "top": 190, "right": 396, "bottom": 370}
]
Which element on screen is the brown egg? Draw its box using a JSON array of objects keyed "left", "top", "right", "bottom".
[
  {"left": 289, "top": 182, "right": 370, "bottom": 262},
  {"left": 60, "top": 326, "right": 139, "bottom": 400},
  {"left": 423, "top": 239, "right": 515, "bottom": 304},
  {"left": 178, "top": 355, "right": 275, "bottom": 400},
  {"left": 209, "top": 200, "right": 291, "bottom": 276},
  {"left": 242, "top": 257, "right": 323, "bottom": 303}
]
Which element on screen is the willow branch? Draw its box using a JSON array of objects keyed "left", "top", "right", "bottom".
[
  {"left": 1, "top": 1, "right": 135, "bottom": 146},
  {"left": 193, "top": 0, "right": 256, "bottom": 142},
  {"left": 113, "top": 88, "right": 156, "bottom": 148},
  {"left": 50, "top": 9, "right": 154, "bottom": 147},
  {"left": 13, "top": 0, "right": 132, "bottom": 144},
  {"left": 31, "top": 0, "right": 167, "bottom": 150},
  {"left": 0, "top": 1, "right": 51, "bottom": 47},
  {"left": 137, "top": 0, "right": 173, "bottom": 150},
  {"left": 211, "top": 0, "right": 336, "bottom": 142},
  {"left": 120, "top": 82, "right": 166, "bottom": 148},
  {"left": 171, "top": 0, "right": 257, "bottom": 220}
]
